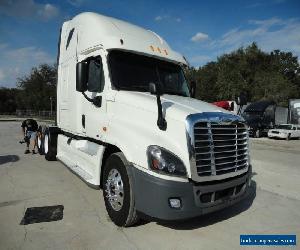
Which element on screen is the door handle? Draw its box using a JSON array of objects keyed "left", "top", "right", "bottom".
[{"left": 82, "top": 114, "right": 85, "bottom": 128}]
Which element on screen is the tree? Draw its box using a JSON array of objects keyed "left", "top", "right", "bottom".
[
  {"left": 189, "top": 43, "right": 300, "bottom": 106},
  {"left": 195, "top": 62, "right": 218, "bottom": 101},
  {"left": 16, "top": 64, "right": 57, "bottom": 111},
  {"left": 0, "top": 88, "right": 20, "bottom": 113}
]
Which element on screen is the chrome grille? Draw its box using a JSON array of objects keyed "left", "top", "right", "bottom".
[{"left": 194, "top": 122, "right": 248, "bottom": 177}]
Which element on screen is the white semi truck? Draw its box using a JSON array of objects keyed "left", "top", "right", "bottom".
[{"left": 38, "top": 12, "right": 252, "bottom": 226}]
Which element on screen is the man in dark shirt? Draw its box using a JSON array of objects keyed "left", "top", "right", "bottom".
[{"left": 21, "top": 119, "right": 38, "bottom": 154}]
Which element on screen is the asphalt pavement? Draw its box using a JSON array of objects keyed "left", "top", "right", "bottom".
[{"left": 0, "top": 121, "right": 299, "bottom": 250}]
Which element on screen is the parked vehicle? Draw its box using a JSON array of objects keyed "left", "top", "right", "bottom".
[
  {"left": 242, "top": 100, "right": 276, "bottom": 137},
  {"left": 212, "top": 101, "right": 233, "bottom": 111},
  {"left": 38, "top": 12, "right": 252, "bottom": 227},
  {"left": 212, "top": 93, "right": 247, "bottom": 115},
  {"left": 268, "top": 124, "right": 300, "bottom": 140}
]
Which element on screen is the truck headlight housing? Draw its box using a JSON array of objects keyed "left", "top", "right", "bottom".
[{"left": 147, "top": 145, "right": 187, "bottom": 177}]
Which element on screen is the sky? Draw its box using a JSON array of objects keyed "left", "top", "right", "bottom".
[{"left": 0, "top": 0, "right": 299, "bottom": 88}]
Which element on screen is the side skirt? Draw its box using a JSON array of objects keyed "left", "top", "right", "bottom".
[
  {"left": 56, "top": 134, "right": 105, "bottom": 188},
  {"left": 57, "top": 159, "right": 100, "bottom": 190}
]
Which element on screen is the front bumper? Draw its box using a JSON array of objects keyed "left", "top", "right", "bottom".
[{"left": 131, "top": 166, "right": 252, "bottom": 221}]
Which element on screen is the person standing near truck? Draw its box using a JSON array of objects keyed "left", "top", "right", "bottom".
[{"left": 21, "top": 118, "right": 38, "bottom": 154}]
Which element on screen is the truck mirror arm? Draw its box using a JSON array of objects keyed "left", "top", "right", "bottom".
[
  {"left": 82, "top": 92, "right": 102, "bottom": 107},
  {"left": 156, "top": 95, "right": 167, "bottom": 131},
  {"left": 149, "top": 82, "right": 167, "bottom": 131}
]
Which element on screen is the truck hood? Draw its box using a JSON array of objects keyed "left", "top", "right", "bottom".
[{"left": 114, "top": 91, "right": 226, "bottom": 121}]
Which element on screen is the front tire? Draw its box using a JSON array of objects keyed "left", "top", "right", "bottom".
[{"left": 103, "top": 152, "right": 139, "bottom": 227}]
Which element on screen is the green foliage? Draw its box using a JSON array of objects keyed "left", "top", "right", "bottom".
[
  {"left": 0, "top": 88, "right": 20, "bottom": 113},
  {"left": 189, "top": 43, "right": 300, "bottom": 106},
  {"left": 0, "top": 64, "right": 57, "bottom": 113},
  {"left": 16, "top": 64, "right": 57, "bottom": 110}
]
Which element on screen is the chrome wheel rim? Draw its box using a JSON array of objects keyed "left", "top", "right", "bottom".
[
  {"left": 37, "top": 136, "right": 41, "bottom": 148},
  {"left": 105, "top": 169, "right": 124, "bottom": 211},
  {"left": 44, "top": 135, "right": 49, "bottom": 154}
]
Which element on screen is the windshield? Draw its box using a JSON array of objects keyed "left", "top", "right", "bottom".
[
  {"left": 108, "top": 50, "right": 190, "bottom": 97},
  {"left": 276, "top": 125, "right": 292, "bottom": 130}
]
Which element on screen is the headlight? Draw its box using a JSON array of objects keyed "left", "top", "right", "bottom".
[{"left": 147, "top": 145, "right": 187, "bottom": 177}]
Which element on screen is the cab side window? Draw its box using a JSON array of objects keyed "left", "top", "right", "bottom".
[{"left": 87, "top": 57, "right": 105, "bottom": 93}]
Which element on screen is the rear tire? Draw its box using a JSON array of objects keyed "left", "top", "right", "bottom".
[
  {"left": 44, "top": 128, "right": 57, "bottom": 161},
  {"left": 37, "top": 125, "right": 47, "bottom": 155},
  {"left": 103, "top": 152, "right": 139, "bottom": 227},
  {"left": 37, "top": 134, "right": 44, "bottom": 155},
  {"left": 37, "top": 131, "right": 44, "bottom": 155}
]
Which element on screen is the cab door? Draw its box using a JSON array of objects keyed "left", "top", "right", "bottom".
[{"left": 81, "top": 53, "right": 107, "bottom": 140}]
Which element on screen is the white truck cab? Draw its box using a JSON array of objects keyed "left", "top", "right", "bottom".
[{"left": 40, "top": 12, "right": 252, "bottom": 226}]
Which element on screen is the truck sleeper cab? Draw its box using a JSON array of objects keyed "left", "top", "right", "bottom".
[
  {"left": 41, "top": 12, "right": 252, "bottom": 227},
  {"left": 242, "top": 100, "right": 276, "bottom": 138}
]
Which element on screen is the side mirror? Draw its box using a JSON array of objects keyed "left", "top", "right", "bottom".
[
  {"left": 236, "top": 92, "right": 247, "bottom": 115},
  {"left": 149, "top": 82, "right": 163, "bottom": 96},
  {"left": 230, "top": 101, "right": 235, "bottom": 111},
  {"left": 76, "top": 62, "right": 88, "bottom": 92},
  {"left": 190, "top": 81, "right": 196, "bottom": 98},
  {"left": 236, "top": 92, "right": 247, "bottom": 106}
]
